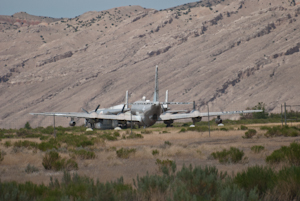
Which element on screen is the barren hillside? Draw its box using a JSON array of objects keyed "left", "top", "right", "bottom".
[{"left": 0, "top": 0, "right": 300, "bottom": 128}]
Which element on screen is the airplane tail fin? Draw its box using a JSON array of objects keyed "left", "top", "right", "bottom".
[
  {"left": 153, "top": 65, "right": 159, "bottom": 102},
  {"left": 163, "top": 90, "right": 168, "bottom": 111},
  {"left": 125, "top": 90, "right": 128, "bottom": 109}
]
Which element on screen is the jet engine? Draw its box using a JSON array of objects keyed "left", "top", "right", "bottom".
[
  {"left": 215, "top": 116, "right": 222, "bottom": 124},
  {"left": 69, "top": 120, "right": 76, "bottom": 126}
]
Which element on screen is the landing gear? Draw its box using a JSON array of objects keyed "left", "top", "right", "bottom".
[{"left": 164, "top": 120, "right": 174, "bottom": 127}]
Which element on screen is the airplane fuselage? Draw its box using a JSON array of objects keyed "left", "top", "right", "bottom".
[{"left": 131, "top": 101, "right": 162, "bottom": 127}]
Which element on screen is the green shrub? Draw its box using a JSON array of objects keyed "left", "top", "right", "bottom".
[
  {"left": 4, "top": 141, "right": 12, "bottom": 147},
  {"left": 116, "top": 148, "right": 136, "bottom": 159},
  {"left": 164, "top": 141, "right": 172, "bottom": 146},
  {"left": 187, "top": 126, "right": 209, "bottom": 132},
  {"left": 56, "top": 134, "right": 94, "bottom": 147},
  {"left": 16, "top": 128, "right": 32, "bottom": 137},
  {"left": 260, "top": 126, "right": 270, "bottom": 130},
  {"left": 243, "top": 129, "right": 257, "bottom": 139},
  {"left": 179, "top": 128, "right": 186, "bottom": 133},
  {"left": 126, "top": 133, "right": 143, "bottom": 139},
  {"left": 152, "top": 149, "right": 159, "bottom": 156},
  {"left": 42, "top": 151, "right": 78, "bottom": 171},
  {"left": 113, "top": 131, "right": 120, "bottom": 137},
  {"left": 38, "top": 141, "right": 58, "bottom": 151},
  {"left": 155, "top": 159, "right": 176, "bottom": 175},
  {"left": 264, "top": 126, "right": 300, "bottom": 137},
  {"left": 24, "top": 122, "right": 32, "bottom": 129},
  {"left": 25, "top": 164, "right": 39, "bottom": 173},
  {"left": 42, "top": 151, "right": 60, "bottom": 170},
  {"left": 234, "top": 165, "right": 277, "bottom": 196},
  {"left": 220, "top": 127, "right": 229, "bottom": 131},
  {"left": 274, "top": 166, "right": 300, "bottom": 200},
  {"left": 14, "top": 140, "right": 38, "bottom": 149},
  {"left": 240, "top": 125, "right": 248, "bottom": 130},
  {"left": 99, "top": 132, "right": 117, "bottom": 141},
  {"left": 141, "top": 129, "right": 153, "bottom": 134},
  {"left": 251, "top": 145, "right": 264, "bottom": 153},
  {"left": 266, "top": 142, "right": 300, "bottom": 165},
  {"left": 71, "top": 149, "right": 96, "bottom": 159},
  {"left": 211, "top": 147, "right": 244, "bottom": 163},
  {"left": 0, "top": 150, "right": 4, "bottom": 162}
]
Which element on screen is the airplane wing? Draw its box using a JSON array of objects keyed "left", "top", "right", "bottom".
[
  {"left": 199, "top": 110, "right": 263, "bottom": 117},
  {"left": 30, "top": 112, "right": 142, "bottom": 122},
  {"left": 159, "top": 111, "right": 202, "bottom": 121},
  {"left": 158, "top": 110, "right": 262, "bottom": 121}
]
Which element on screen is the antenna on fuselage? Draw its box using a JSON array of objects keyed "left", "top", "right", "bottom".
[{"left": 153, "top": 65, "right": 159, "bottom": 102}]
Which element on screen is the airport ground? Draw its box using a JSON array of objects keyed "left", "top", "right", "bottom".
[{"left": 0, "top": 122, "right": 299, "bottom": 185}]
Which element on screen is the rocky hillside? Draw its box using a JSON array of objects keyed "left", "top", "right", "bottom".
[{"left": 0, "top": 0, "right": 300, "bottom": 128}]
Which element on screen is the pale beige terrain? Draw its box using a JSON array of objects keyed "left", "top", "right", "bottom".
[
  {"left": 0, "top": 124, "right": 299, "bottom": 185},
  {"left": 0, "top": 0, "right": 300, "bottom": 129}
]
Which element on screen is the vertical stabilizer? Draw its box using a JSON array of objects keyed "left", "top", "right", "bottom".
[
  {"left": 125, "top": 90, "right": 128, "bottom": 109},
  {"left": 163, "top": 90, "right": 168, "bottom": 111},
  {"left": 153, "top": 65, "right": 159, "bottom": 102},
  {"left": 165, "top": 90, "right": 168, "bottom": 102}
]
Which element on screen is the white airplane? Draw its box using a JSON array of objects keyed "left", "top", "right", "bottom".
[{"left": 30, "top": 66, "right": 262, "bottom": 129}]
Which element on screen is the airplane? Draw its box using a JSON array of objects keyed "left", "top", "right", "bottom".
[{"left": 30, "top": 66, "right": 262, "bottom": 129}]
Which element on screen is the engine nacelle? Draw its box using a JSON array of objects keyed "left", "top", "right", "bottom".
[
  {"left": 69, "top": 121, "right": 76, "bottom": 126},
  {"left": 215, "top": 116, "right": 222, "bottom": 124}
]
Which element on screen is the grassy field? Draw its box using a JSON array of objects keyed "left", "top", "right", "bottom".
[{"left": 0, "top": 122, "right": 300, "bottom": 200}]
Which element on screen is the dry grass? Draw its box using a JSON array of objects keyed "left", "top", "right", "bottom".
[{"left": 1, "top": 123, "right": 300, "bottom": 185}]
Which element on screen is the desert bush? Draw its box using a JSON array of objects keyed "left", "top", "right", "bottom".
[
  {"left": 4, "top": 141, "right": 12, "bottom": 147},
  {"left": 16, "top": 128, "right": 32, "bottom": 137},
  {"left": 211, "top": 147, "right": 244, "bottom": 163},
  {"left": 240, "top": 125, "right": 248, "bottom": 130},
  {"left": 71, "top": 149, "right": 96, "bottom": 159},
  {"left": 260, "top": 126, "right": 270, "bottom": 130},
  {"left": 25, "top": 164, "right": 39, "bottom": 173},
  {"left": 162, "top": 130, "right": 169, "bottom": 134},
  {"left": 155, "top": 159, "right": 176, "bottom": 175},
  {"left": 220, "top": 127, "right": 229, "bottom": 131},
  {"left": 38, "top": 141, "right": 58, "bottom": 151},
  {"left": 273, "top": 166, "right": 300, "bottom": 200},
  {"left": 187, "top": 126, "right": 209, "bottom": 132},
  {"left": 14, "top": 140, "right": 38, "bottom": 149},
  {"left": 152, "top": 149, "right": 159, "bottom": 156},
  {"left": 56, "top": 133, "right": 94, "bottom": 147},
  {"left": 234, "top": 165, "right": 277, "bottom": 196},
  {"left": 243, "top": 129, "right": 257, "bottom": 139},
  {"left": 113, "top": 131, "right": 120, "bottom": 137},
  {"left": 251, "top": 145, "right": 264, "bottom": 153},
  {"left": 141, "top": 129, "right": 152, "bottom": 134},
  {"left": 179, "top": 128, "right": 186, "bottom": 133},
  {"left": 24, "top": 122, "right": 32, "bottom": 129},
  {"left": 164, "top": 141, "right": 172, "bottom": 146},
  {"left": 116, "top": 148, "right": 136, "bottom": 159},
  {"left": 264, "top": 126, "right": 300, "bottom": 137},
  {"left": 99, "top": 132, "right": 117, "bottom": 141},
  {"left": 0, "top": 150, "right": 4, "bottom": 162},
  {"left": 126, "top": 133, "right": 143, "bottom": 139},
  {"left": 266, "top": 142, "right": 300, "bottom": 165},
  {"left": 42, "top": 151, "right": 78, "bottom": 171}
]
